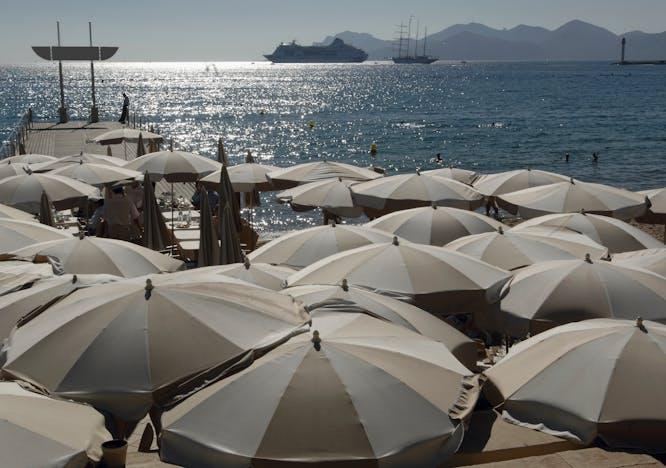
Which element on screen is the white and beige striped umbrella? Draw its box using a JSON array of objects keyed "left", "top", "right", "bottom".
[
  {"left": 0, "top": 382, "right": 111, "bottom": 468},
  {"left": 267, "top": 161, "right": 382, "bottom": 190},
  {"left": 0, "top": 173, "right": 100, "bottom": 214},
  {"left": 496, "top": 256, "right": 666, "bottom": 337},
  {"left": 286, "top": 236, "right": 511, "bottom": 316},
  {"left": 281, "top": 282, "right": 478, "bottom": 370},
  {"left": 124, "top": 150, "right": 220, "bottom": 183},
  {"left": 0, "top": 154, "right": 57, "bottom": 166},
  {"left": 366, "top": 205, "right": 505, "bottom": 246},
  {"left": 276, "top": 178, "right": 363, "bottom": 218},
  {"left": 10, "top": 236, "right": 183, "bottom": 278},
  {"left": 50, "top": 162, "right": 141, "bottom": 186},
  {"left": 484, "top": 318, "right": 666, "bottom": 451},
  {"left": 33, "top": 153, "right": 125, "bottom": 172},
  {"left": 612, "top": 248, "right": 666, "bottom": 277},
  {"left": 444, "top": 226, "right": 608, "bottom": 271},
  {"left": 423, "top": 166, "right": 478, "bottom": 185},
  {"left": 248, "top": 224, "right": 394, "bottom": 269},
  {"left": 0, "top": 219, "right": 69, "bottom": 253},
  {"left": 472, "top": 169, "right": 569, "bottom": 196},
  {"left": 201, "top": 163, "right": 280, "bottom": 192},
  {"left": 351, "top": 171, "right": 484, "bottom": 215},
  {"left": 160, "top": 312, "right": 480, "bottom": 468},
  {"left": 2, "top": 274, "right": 310, "bottom": 424},
  {"left": 512, "top": 212, "right": 663, "bottom": 253},
  {"left": 0, "top": 202, "right": 34, "bottom": 221},
  {"left": 175, "top": 258, "right": 295, "bottom": 291},
  {"left": 497, "top": 179, "right": 648, "bottom": 220}
]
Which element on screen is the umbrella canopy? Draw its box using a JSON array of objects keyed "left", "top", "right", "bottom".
[
  {"left": 179, "top": 258, "right": 294, "bottom": 291},
  {"left": 366, "top": 205, "right": 506, "bottom": 246},
  {"left": 351, "top": 171, "right": 484, "bottom": 215},
  {"left": 281, "top": 282, "right": 478, "bottom": 370},
  {"left": 89, "top": 128, "right": 163, "bottom": 145},
  {"left": 248, "top": 224, "right": 394, "bottom": 270},
  {"left": 219, "top": 200, "right": 244, "bottom": 265},
  {"left": 0, "top": 260, "right": 55, "bottom": 296},
  {"left": 286, "top": 236, "right": 511, "bottom": 316},
  {"left": 124, "top": 150, "right": 220, "bottom": 183},
  {"left": 512, "top": 212, "right": 663, "bottom": 253},
  {"left": 160, "top": 311, "right": 479, "bottom": 468},
  {"left": 50, "top": 162, "right": 141, "bottom": 186},
  {"left": 277, "top": 178, "right": 363, "bottom": 218},
  {"left": 2, "top": 274, "right": 310, "bottom": 424},
  {"left": 484, "top": 318, "right": 666, "bottom": 451},
  {"left": 0, "top": 173, "right": 100, "bottom": 214},
  {"left": 267, "top": 161, "right": 382, "bottom": 190},
  {"left": 0, "top": 154, "right": 57, "bottom": 166},
  {"left": 0, "top": 202, "right": 34, "bottom": 221},
  {"left": 201, "top": 163, "right": 280, "bottom": 192},
  {"left": 0, "top": 219, "right": 69, "bottom": 253},
  {"left": 423, "top": 166, "right": 478, "bottom": 185},
  {"left": 497, "top": 179, "right": 648, "bottom": 220},
  {"left": 197, "top": 187, "right": 220, "bottom": 267},
  {"left": 142, "top": 172, "right": 170, "bottom": 251},
  {"left": 472, "top": 169, "right": 569, "bottom": 196},
  {"left": 611, "top": 248, "right": 666, "bottom": 277},
  {"left": 0, "top": 161, "right": 31, "bottom": 180},
  {"left": 10, "top": 236, "right": 183, "bottom": 278},
  {"left": 636, "top": 187, "right": 666, "bottom": 224},
  {"left": 33, "top": 153, "right": 125, "bottom": 172},
  {"left": 444, "top": 226, "right": 608, "bottom": 271},
  {"left": 496, "top": 256, "right": 666, "bottom": 337},
  {"left": 38, "top": 192, "right": 55, "bottom": 227},
  {"left": 0, "top": 381, "right": 111, "bottom": 468}
]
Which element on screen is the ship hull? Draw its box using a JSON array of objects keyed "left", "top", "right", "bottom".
[
  {"left": 392, "top": 56, "right": 438, "bottom": 64},
  {"left": 264, "top": 55, "right": 366, "bottom": 64}
]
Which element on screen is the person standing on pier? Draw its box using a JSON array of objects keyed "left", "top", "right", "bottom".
[{"left": 118, "top": 92, "right": 129, "bottom": 124}]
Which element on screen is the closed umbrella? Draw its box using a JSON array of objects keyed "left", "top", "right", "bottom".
[
  {"left": 219, "top": 200, "right": 243, "bottom": 265},
  {"left": 33, "top": 153, "right": 125, "bottom": 172},
  {"left": 366, "top": 205, "right": 506, "bottom": 246},
  {"left": 136, "top": 132, "right": 146, "bottom": 157},
  {"left": 484, "top": 318, "right": 666, "bottom": 451},
  {"left": 611, "top": 248, "right": 666, "bottom": 277},
  {"left": 495, "top": 255, "right": 666, "bottom": 337},
  {"left": 282, "top": 282, "right": 478, "bottom": 370},
  {"left": 0, "top": 381, "right": 111, "bottom": 468},
  {"left": 277, "top": 178, "right": 363, "bottom": 218},
  {"left": 351, "top": 171, "right": 484, "bottom": 217},
  {"left": 2, "top": 274, "right": 309, "bottom": 435},
  {"left": 472, "top": 169, "right": 568, "bottom": 196},
  {"left": 444, "top": 226, "right": 608, "bottom": 271},
  {"left": 142, "top": 172, "right": 170, "bottom": 251},
  {"left": 0, "top": 154, "right": 56, "bottom": 166},
  {"left": 512, "top": 211, "right": 663, "bottom": 253},
  {"left": 124, "top": 150, "right": 220, "bottom": 183},
  {"left": 0, "top": 219, "right": 69, "bottom": 253},
  {"left": 286, "top": 236, "right": 511, "bottom": 316},
  {"left": 38, "top": 192, "right": 55, "bottom": 227},
  {"left": 217, "top": 165, "right": 242, "bottom": 232},
  {"left": 197, "top": 187, "right": 220, "bottom": 267},
  {"left": 160, "top": 312, "right": 480, "bottom": 468},
  {"left": 0, "top": 173, "right": 100, "bottom": 214},
  {"left": 497, "top": 179, "right": 648, "bottom": 220},
  {"left": 179, "top": 258, "right": 294, "bottom": 291},
  {"left": 267, "top": 160, "right": 382, "bottom": 190},
  {"left": 217, "top": 137, "right": 229, "bottom": 166},
  {"left": 423, "top": 166, "right": 478, "bottom": 185},
  {"left": 248, "top": 224, "right": 394, "bottom": 270},
  {"left": 0, "top": 202, "right": 34, "bottom": 221},
  {"left": 50, "top": 162, "right": 141, "bottom": 186},
  {"left": 10, "top": 236, "right": 184, "bottom": 278}
]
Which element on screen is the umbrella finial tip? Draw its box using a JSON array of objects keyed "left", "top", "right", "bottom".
[
  {"left": 584, "top": 253, "right": 592, "bottom": 263},
  {"left": 72, "top": 274, "right": 77, "bottom": 283},
  {"left": 341, "top": 278, "right": 348, "bottom": 291},
  {"left": 431, "top": 201, "right": 437, "bottom": 209},
  {"left": 145, "top": 278, "right": 154, "bottom": 300},
  {"left": 311, "top": 330, "right": 322, "bottom": 349},
  {"left": 636, "top": 317, "right": 647, "bottom": 332},
  {"left": 243, "top": 257, "right": 251, "bottom": 269},
  {"left": 498, "top": 226, "right": 504, "bottom": 234},
  {"left": 392, "top": 236, "right": 399, "bottom": 246}
]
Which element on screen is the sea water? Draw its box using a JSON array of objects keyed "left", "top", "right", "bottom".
[{"left": 1, "top": 61, "right": 664, "bottom": 235}]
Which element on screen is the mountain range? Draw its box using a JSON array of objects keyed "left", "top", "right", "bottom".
[{"left": 318, "top": 20, "right": 666, "bottom": 61}]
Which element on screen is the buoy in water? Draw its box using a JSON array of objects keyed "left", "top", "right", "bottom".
[
  {"left": 307, "top": 120, "right": 316, "bottom": 129},
  {"left": 370, "top": 143, "right": 378, "bottom": 155}
]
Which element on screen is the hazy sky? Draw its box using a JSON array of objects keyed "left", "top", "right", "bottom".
[{"left": 1, "top": 0, "right": 664, "bottom": 62}]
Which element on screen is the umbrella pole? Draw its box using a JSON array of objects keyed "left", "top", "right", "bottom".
[
  {"left": 124, "top": 140, "right": 127, "bottom": 161},
  {"left": 170, "top": 182, "right": 175, "bottom": 256}
]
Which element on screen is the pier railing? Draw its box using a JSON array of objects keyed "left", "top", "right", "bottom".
[{"left": 0, "top": 108, "right": 33, "bottom": 160}]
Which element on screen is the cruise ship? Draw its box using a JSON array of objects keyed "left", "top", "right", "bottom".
[{"left": 264, "top": 38, "right": 368, "bottom": 63}]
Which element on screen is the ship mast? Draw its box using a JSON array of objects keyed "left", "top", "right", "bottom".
[
  {"left": 396, "top": 22, "right": 405, "bottom": 58},
  {"left": 406, "top": 15, "right": 413, "bottom": 59},
  {"left": 423, "top": 26, "right": 427, "bottom": 56},
  {"left": 414, "top": 20, "right": 420, "bottom": 58}
]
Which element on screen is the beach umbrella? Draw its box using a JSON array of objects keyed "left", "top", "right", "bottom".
[
  {"left": 637, "top": 187, "right": 665, "bottom": 223},
  {"left": 423, "top": 166, "right": 478, "bottom": 185},
  {"left": 197, "top": 187, "right": 220, "bottom": 267},
  {"left": 495, "top": 255, "right": 666, "bottom": 337},
  {"left": 0, "top": 381, "right": 111, "bottom": 468},
  {"left": 0, "top": 154, "right": 57, "bottom": 166},
  {"left": 0, "top": 161, "right": 31, "bottom": 180},
  {"left": 0, "top": 219, "right": 69, "bottom": 253},
  {"left": 484, "top": 318, "right": 666, "bottom": 451},
  {"left": 0, "top": 260, "right": 55, "bottom": 296},
  {"left": 282, "top": 282, "right": 478, "bottom": 370},
  {"left": 217, "top": 165, "right": 242, "bottom": 232},
  {"left": 124, "top": 150, "right": 220, "bottom": 183},
  {"left": 248, "top": 224, "right": 394, "bottom": 270},
  {"left": 444, "top": 226, "right": 608, "bottom": 271},
  {"left": 90, "top": 128, "right": 163, "bottom": 161},
  {"left": 219, "top": 200, "right": 244, "bottom": 265},
  {"left": 286, "top": 236, "right": 511, "bottom": 316},
  {"left": 179, "top": 258, "right": 294, "bottom": 291},
  {"left": 32, "top": 153, "right": 125, "bottom": 172},
  {"left": 2, "top": 274, "right": 310, "bottom": 434},
  {"left": 202, "top": 163, "right": 280, "bottom": 192},
  {"left": 243, "top": 150, "right": 263, "bottom": 208},
  {"left": 512, "top": 212, "right": 663, "bottom": 253},
  {"left": 38, "top": 192, "right": 55, "bottom": 227},
  {"left": 276, "top": 178, "right": 363, "bottom": 218},
  {"left": 611, "top": 248, "right": 666, "bottom": 277},
  {"left": 267, "top": 160, "right": 382, "bottom": 190},
  {"left": 472, "top": 169, "right": 569, "bottom": 196},
  {"left": 0, "top": 173, "right": 100, "bottom": 214},
  {"left": 160, "top": 311, "right": 480, "bottom": 468},
  {"left": 0, "top": 202, "right": 34, "bottom": 221},
  {"left": 10, "top": 236, "right": 184, "bottom": 278},
  {"left": 497, "top": 179, "right": 648, "bottom": 220},
  {"left": 350, "top": 170, "right": 484, "bottom": 216},
  {"left": 50, "top": 162, "right": 141, "bottom": 186},
  {"left": 366, "top": 205, "right": 505, "bottom": 246},
  {"left": 142, "top": 172, "right": 170, "bottom": 251}
]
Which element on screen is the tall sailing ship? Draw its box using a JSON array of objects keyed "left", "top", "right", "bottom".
[{"left": 392, "top": 17, "right": 438, "bottom": 64}]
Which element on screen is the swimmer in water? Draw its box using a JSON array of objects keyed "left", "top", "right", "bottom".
[
  {"left": 592, "top": 152, "right": 599, "bottom": 163},
  {"left": 565, "top": 153, "right": 570, "bottom": 163},
  {"left": 435, "top": 153, "right": 443, "bottom": 164}
]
